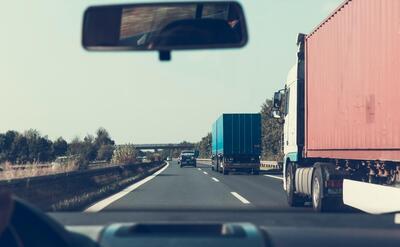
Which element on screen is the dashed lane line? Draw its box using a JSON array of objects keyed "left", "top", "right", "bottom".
[
  {"left": 231, "top": 192, "right": 251, "bottom": 204},
  {"left": 264, "top": 174, "right": 284, "bottom": 180}
]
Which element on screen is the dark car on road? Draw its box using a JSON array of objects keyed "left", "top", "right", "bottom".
[{"left": 178, "top": 151, "right": 197, "bottom": 168}]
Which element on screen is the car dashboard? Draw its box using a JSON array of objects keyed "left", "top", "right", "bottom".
[{"left": 51, "top": 210, "right": 400, "bottom": 247}]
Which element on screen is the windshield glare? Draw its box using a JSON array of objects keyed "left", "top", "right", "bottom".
[{"left": 1, "top": 0, "right": 399, "bottom": 216}]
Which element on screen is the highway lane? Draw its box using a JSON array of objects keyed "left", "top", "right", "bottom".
[{"left": 101, "top": 161, "right": 311, "bottom": 211}]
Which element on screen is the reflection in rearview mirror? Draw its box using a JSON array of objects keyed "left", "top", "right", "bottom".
[{"left": 82, "top": 2, "right": 248, "bottom": 53}]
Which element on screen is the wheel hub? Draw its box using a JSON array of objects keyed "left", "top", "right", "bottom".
[{"left": 312, "top": 177, "right": 320, "bottom": 207}]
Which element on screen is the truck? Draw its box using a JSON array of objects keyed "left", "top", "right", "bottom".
[
  {"left": 211, "top": 113, "right": 261, "bottom": 175},
  {"left": 273, "top": 0, "right": 400, "bottom": 213}
]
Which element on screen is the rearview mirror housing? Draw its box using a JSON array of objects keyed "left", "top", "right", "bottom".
[{"left": 82, "top": 2, "right": 248, "bottom": 60}]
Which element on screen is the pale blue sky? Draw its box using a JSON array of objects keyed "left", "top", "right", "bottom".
[{"left": 0, "top": 0, "right": 343, "bottom": 144}]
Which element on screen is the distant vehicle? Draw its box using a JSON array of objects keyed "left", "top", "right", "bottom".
[
  {"left": 178, "top": 150, "right": 197, "bottom": 168},
  {"left": 212, "top": 114, "right": 261, "bottom": 175},
  {"left": 166, "top": 157, "right": 172, "bottom": 161}
]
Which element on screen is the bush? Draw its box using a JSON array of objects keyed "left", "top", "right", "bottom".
[
  {"left": 111, "top": 145, "right": 138, "bottom": 165},
  {"left": 96, "top": 145, "right": 115, "bottom": 161}
]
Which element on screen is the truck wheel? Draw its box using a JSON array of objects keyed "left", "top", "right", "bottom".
[
  {"left": 286, "top": 163, "right": 305, "bottom": 207},
  {"left": 312, "top": 167, "right": 327, "bottom": 212},
  {"left": 312, "top": 165, "right": 344, "bottom": 212}
]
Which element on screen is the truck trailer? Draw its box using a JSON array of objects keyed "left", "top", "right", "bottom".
[
  {"left": 211, "top": 113, "right": 261, "bottom": 175},
  {"left": 273, "top": 0, "right": 400, "bottom": 212}
]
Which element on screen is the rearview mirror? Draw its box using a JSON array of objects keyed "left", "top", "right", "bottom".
[
  {"left": 273, "top": 92, "right": 282, "bottom": 108},
  {"left": 82, "top": 2, "right": 248, "bottom": 60}
]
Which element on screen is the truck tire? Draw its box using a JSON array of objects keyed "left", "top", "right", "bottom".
[
  {"left": 312, "top": 167, "right": 327, "bottom": 212},
  {"left": 312, "top": 164, "right": 345, "bottom": 212},
  {"left": 222, "top": 167, "right": 229, "bottom": 175},
  {"left": 286, "top": 163, "right": 305, "bottom": 207}
]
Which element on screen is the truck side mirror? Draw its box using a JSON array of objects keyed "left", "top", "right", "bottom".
[
  {"left": 273, "top": 92, "right": 282, "bottom": 108},
  {"left": 272, "top": 110, "right": 281, "bottom": 119}
]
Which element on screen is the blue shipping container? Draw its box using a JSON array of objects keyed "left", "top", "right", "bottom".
[{"left": 212, "top": 114, "right": 261, "bottom": 157}]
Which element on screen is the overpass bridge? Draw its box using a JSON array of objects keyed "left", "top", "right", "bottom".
[{"left": 119, "top": 143, "right": 195, "bottom": 150}]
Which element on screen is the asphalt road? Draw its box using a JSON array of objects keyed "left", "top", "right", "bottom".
[{"left": 101, "top": 161, "right": 311, "bottom": 211}]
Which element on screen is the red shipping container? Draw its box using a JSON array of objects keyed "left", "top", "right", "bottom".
[{"left": 305, "top": 0, "right": 400, "bottom": 161}]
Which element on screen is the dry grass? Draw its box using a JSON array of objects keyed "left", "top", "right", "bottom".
[
  {"left": 51, "top": 173, "right": 142, "bottom": 211},
  {"left": 51, "top": 164, "right": 162, "bottom": 211},
  {"left": 0, "top": 161, "right": 79, "bottom": 180}
]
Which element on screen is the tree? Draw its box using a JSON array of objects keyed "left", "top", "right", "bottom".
[
  {"left": 67, "top": 135, "right": 97, "bottom": 168},
  {"left": 10, "top": 134, "right": 29, "bottom": 164},
  {"left": 52, "top": 137, "right": 68, "bottom": 157},
  {"left": 68, "top": 137, "right": 84, "bottom": 156},
  {"left": 96, "top": 144, "right": 115, "bottom": 161},
  {"left": 93, "top": 127, "right": 116, "bottom": 161},
  {"left": 23, "top": 129, "right": 54, "bottom": 163},
  {"left": 35, "top": 137, "right": 53, "bottom": 162},
  {"left": 94, "top": 127, "right": 114, "bottom": 147},
  {"left": 0, "top": 133, "right": 9, "bottom": 162},
  {"left": 83, "top": 134, "right": 98, "bottom": 162},
  {"left": 260, "top": 98, "right": 284, "bottom": 160},
  {"left": 0, "top": 131, "right": 18, "bottom": 162},
  {"left": 196, "top": 133, "right": 211, "bottom": 158}
]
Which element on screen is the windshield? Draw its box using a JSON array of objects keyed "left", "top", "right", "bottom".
[{"left": 1, "top": 0, "right": 399, "bottom": 215}]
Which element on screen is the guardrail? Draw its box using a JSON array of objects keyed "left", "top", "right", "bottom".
[
  {"left": 0, "top": 160, "right": 115, "bottom": 171},
  {"left": 8, "top": 164, "right": 53, "bottom": 170},
  {"left": 5, "top": 160, "right": 111, "bottom": 171},
  {"left": 0, "top": 161, "right": 165, "bottom": 211},
  {"left": 196, "top": 159, "right": 283, "bottom": 171}
]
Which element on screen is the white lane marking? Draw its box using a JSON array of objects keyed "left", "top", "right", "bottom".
[
  {"left": 198, "top": 168, "right": 202, "bottom": 171},
  {"left": 211, "top": 177, "right": 219, "bottom": 182},
  {"left": 264, "top": 174, "right": 284, "bottom": 180},
  {"left": 231, "top": 192, "right": 251, "bottom": 204},
  {"left": 84, "top": 162, "right": 170, "bottom": 213},
  {"left": 203, "top": 171, "right": 208, "bottom": 175}
]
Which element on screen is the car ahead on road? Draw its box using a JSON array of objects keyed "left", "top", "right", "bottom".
[
  {"left": 166, "top": 157, "right": 172, "bottom": 161},
  {"left": 178, "top": 151, "right": 197, "bottom": 167},
  {"left": 1, "top": 1, "right": 400, "bottom": 247}
]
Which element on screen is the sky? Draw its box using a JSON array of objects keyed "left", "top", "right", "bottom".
[{"left": 0, "top": 0, "right": 343, "bottom": 144}]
